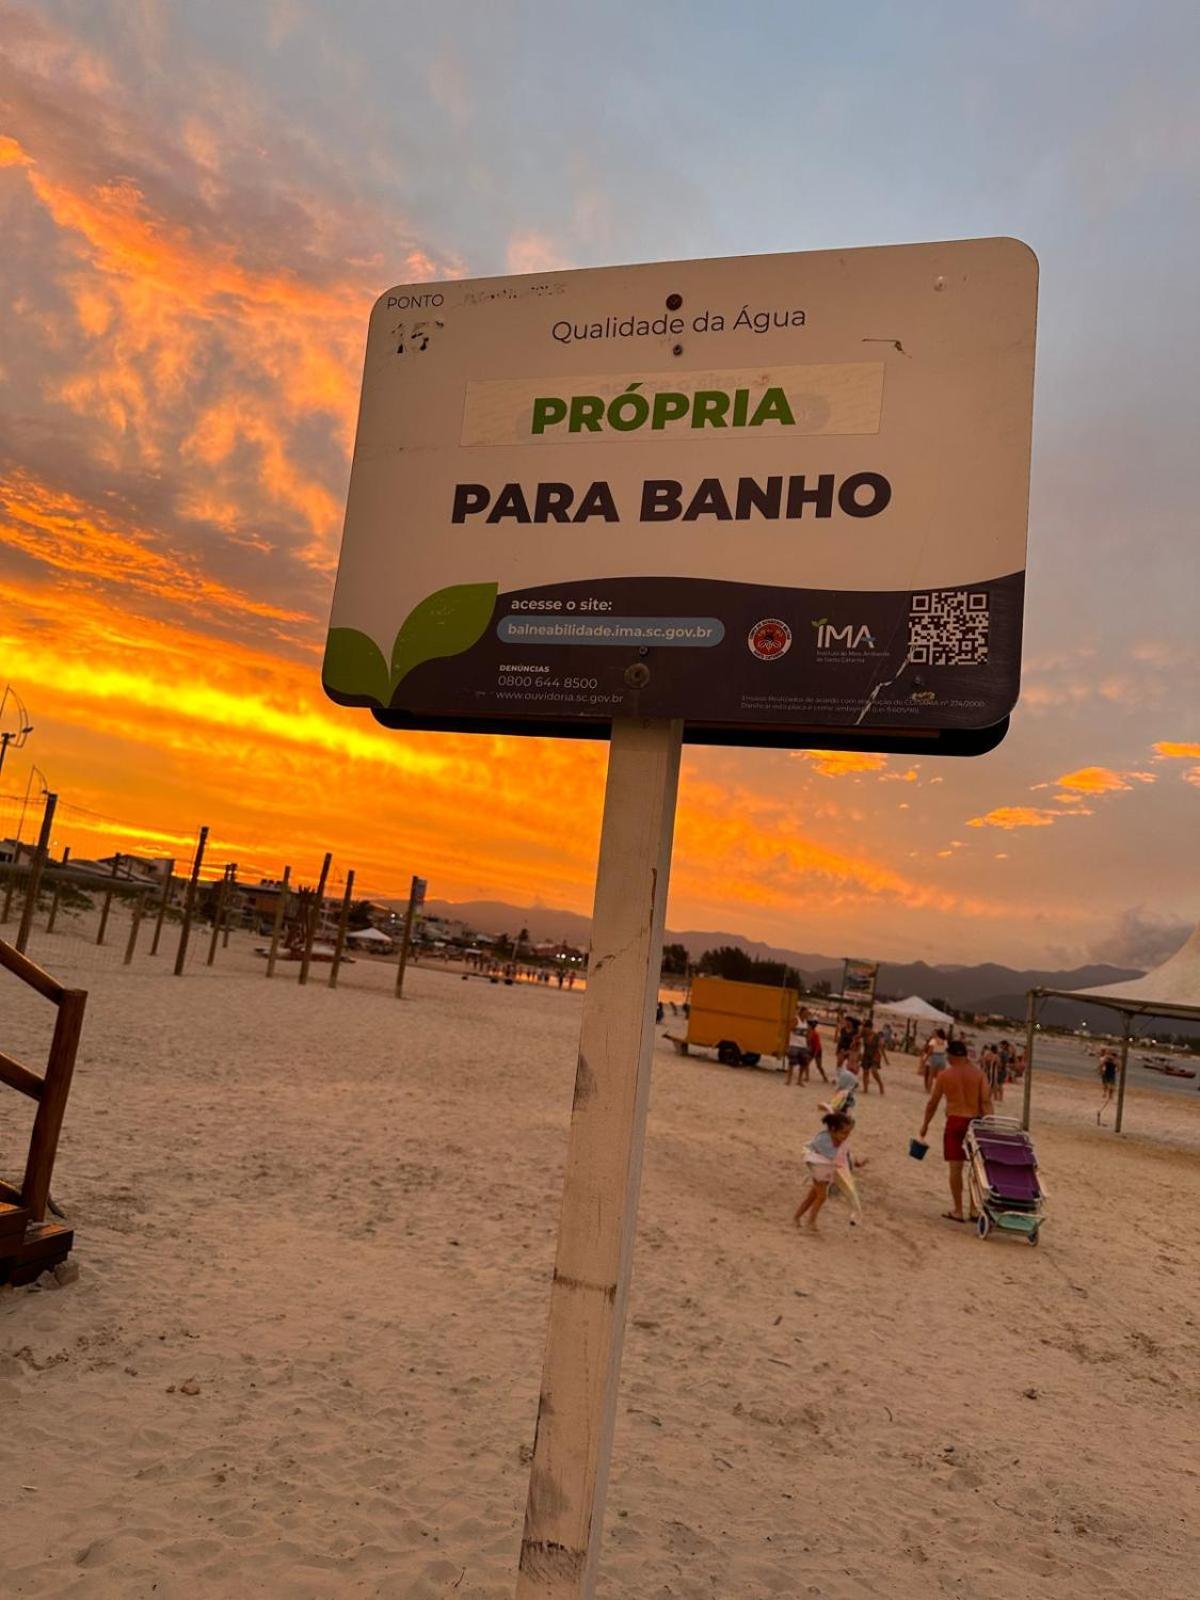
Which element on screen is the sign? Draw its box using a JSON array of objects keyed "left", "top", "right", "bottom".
[
  {"left": 324, "top": 240, "right": 1036, "bottom": 752},
  {"left": 324, "top": 238, "right": 1037, "bottom": 752},
  {"left": 841, "top": 957, "right": 879, "bottom": 1007}
]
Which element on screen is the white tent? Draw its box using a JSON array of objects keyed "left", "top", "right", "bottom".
[
  {"left": 1062, "top": 925, "right": 1200, "bottom": 1021},
  {"left": 346, "top": 927, "right": 393, "bottom": 946},
  {"left": 874, "top": 995, "right": 955, "bottom": 1026},
  {"left": 1023, "top": 924, "right": 1200, "bottom": 1133}
]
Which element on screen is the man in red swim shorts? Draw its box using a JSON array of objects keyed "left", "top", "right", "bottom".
[{"left": 919, "top": 1038, "right": 992, "bottom": 1224}]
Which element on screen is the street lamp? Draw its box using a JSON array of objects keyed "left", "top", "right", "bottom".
[{"left": 0, "top": 684, "right": 34, "bottom": 779}]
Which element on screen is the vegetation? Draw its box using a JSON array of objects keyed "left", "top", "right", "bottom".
[{"left": 697, "top": 944, "right": 804, "bottom": 991}]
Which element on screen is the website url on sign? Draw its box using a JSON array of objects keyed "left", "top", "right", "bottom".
[{"left": 496, "top": 616, "right": 725, "bottom": 647}]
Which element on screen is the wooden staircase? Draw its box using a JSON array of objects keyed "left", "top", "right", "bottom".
[{"left": 0, "top": 940, "right": 86, "bottom": 1286}]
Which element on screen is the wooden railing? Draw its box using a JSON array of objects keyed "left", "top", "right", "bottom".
[{"left": 0, "top": 938, "right": 87, "bottom": 1222}]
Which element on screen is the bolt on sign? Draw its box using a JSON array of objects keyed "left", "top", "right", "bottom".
[{"left": 324, "top": 238, "right": 1038, "bottom": 754}]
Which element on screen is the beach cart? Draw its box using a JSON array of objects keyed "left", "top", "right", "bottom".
[
  {"left": 666, "top": 975, "right": 797, "bottom": 1069},
  {"left": 965, "top": 1116, "right": 1046, "bottom": 1246}
]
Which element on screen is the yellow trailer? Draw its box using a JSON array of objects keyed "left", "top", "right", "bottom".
[{"left": 669, "top": 975, "right": 798, "bottom": 1068}]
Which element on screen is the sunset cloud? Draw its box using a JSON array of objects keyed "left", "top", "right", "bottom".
[
  {"left": 801, "top": 750, "right": 889, "bottom": 778},
  {"left": 967, "top": 807, "right": 1067, "bottom": 830},
  {"left": 1055, "top": 766, "right": 1134, "bottom": 794},
  {"left": 1154, "top": 741, "right": 1200, "bottom": 760}
]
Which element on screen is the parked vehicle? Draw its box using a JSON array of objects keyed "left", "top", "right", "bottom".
[{"left": 666, "top": 975, "right": 797, "bottom": 1068}]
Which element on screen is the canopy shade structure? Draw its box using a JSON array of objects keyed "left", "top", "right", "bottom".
[
  {"left": 346, "top": 926, "right": 392, "bottom": 944},
  {"left": 1022, "top": 925, "right": 1200, "bottom": 1134},
  {"left": 874, "top": 995, "right": 956, "bottom": 1026}
]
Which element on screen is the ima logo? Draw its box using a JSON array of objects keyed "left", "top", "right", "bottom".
[{"left": 812, "top": 616, "right": 877, "bottom": 651}]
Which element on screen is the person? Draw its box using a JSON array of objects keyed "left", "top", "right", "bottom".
[
  {"left": 827, "top": 1061, "right": 859, "bottom": 1114},
  {"left": 1097, "top": 1050, "right": 1118, "bottom": 1124},
  {"left": 921, "top": 1028, "right": 949, "bottom": 1093},
  {"left": 919, "top": 1039, "right": 992, "bottom": 1223},
  {"left": 860, "top": 1020, "right": 888, "bottom": 1095},
  {"left": 784, "top": 1022, "right": 810, "bottom": 1087},
  {"left": 793, "top": 1111, "right": 865, "bottom": 1234},
  {"left": 835, "top": 1015, "right": 857, "bottom": 1070},
  {"left": 981, "top": 1042, "right": 998, "bottom": 1093},
  {"left": 806, "top": 1017, "right": 829, "bottom": 1083},
  {"left": 656, "top": 1000, "right": 664, "bottom": 1024}
]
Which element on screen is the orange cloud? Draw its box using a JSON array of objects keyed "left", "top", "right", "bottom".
[
  {"left": 967, "top": 807, "right": 1065, "bottom": 830},
  {"left": 801, "top": 750, "right": 889, "bottom": 778},
  {"left": 0, "top": 471, "right": 310, "bottom": 630},
  {"left": 1054, "top": 766, "right": 1133, "bottom": 794},
  {"left": 505, "top": 232, "right": 573, "bottom": 274},
  {"left": 1154, "top": 741, "right": 1200, "bottom": 760}
]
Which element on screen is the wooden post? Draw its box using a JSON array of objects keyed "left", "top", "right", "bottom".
[
  {"left": 1021, "top": 990, "right": 1038, "bottom": 1131},
  {"left": 394, "top": 884, "right": 420, "bottom": 999},
  {"left": 124, "top": 889, "right": 148, "bottom": 965},
  {"left": 1114, "top": 1011, "right": 1134, "bottom": 1135},
  {"left": 265, "top": 865, "right": 291, "bottom": 978},
  {"left": 222, "top": 862, "right": 238, "bottom": 948},
  {"left": 149, "top": 857, "right": 176, "bottom": 955},
  {"left": 1, "top": 863, "right": 17, "bottom": 923},
  {"left": 22, "top": 988, "right": 87, "bottom": 1223},
  {"left": 207, "top": 865, "right": 230, "bottom": 966},
  {"left": 173, "top": 826, "right": 209, "bottom": 976},
  {"left": 329, "top": 870, "right": 356, "bottom": 989},
  {"left": 517, "top": 718, "right": 682, "bottom": 1600},
  {"left": 16, "top": 790, "right": 56, "bottom": 955},
  {"left": 47, "top": 845, "right": 70, "bottom": 935},
  {"left": 298, "top": 851, "right": 332, "bottom": 986},
  {"left": 97, "top": 853, "right": 121, "bottom": 945}
]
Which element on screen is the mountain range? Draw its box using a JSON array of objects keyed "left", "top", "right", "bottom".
[{"left": 419, "top": 897, "right": 1171, "bottom": 1030}]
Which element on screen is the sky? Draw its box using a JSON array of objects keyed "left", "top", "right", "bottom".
[{"left": 1, "top": 0, "right": 1198, "bottom": 969}]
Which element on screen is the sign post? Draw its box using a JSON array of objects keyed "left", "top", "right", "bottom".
[
  {"left": 321, "top": 240, "right": 1038, "bottom": 1599},
  {"left": 516, "top": 717, "right": 680, "bottom": 1596}
]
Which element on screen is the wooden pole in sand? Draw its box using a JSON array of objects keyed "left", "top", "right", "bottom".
[
  {"left": 1114, "top": 1011, "right": 1134, "bottom": 1135},
  {"left": 124, "top": 888, "right": 148, "bottom": 965},
  {"left": 174, "top": 827, "right": 209, "bottom": 975},
  {"left": 328, "top": 869, "right": 355, "bottom": 989},
  {"left": 0, "top": 863, "right": 15, "bottom": 924},
  {"left": 221, "top": 862, "right": 238, "bottom": 949},
  {"left": 149, "top": 857, "right": 176, "bottom": 955},
  {"left": 298, "top": 851, "right": 332, "bottom": 986},
  {"left": 46, "top": 845, "right": 70, "bottom": 934},
  {"left": 15, "top": 791, "right": 55, "bottom": 954},
  {"left": 265, "top": 865, "right": 291, "bottom": 978},
  {"left": 1021, "top": 990, "right": 1038, "bottom": 1131},
  {"left": 207, "top": 865, "right": 230, "bottom": 966},
  {"left": 16, "top": 790, "right": 56, "bottom": 956},
  {"left": 516, "top": 718, "right": 682, "bottom": 1600},
  {"left": 394, "top": 874, "right": 424, "bottom": 999},
  {"left": 97, "top": 853, "right": 121, "bottom": 945}
]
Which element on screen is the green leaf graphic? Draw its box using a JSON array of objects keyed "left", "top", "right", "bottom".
[
  {"left": 390, "top": 582, "right": 499, "bottom": 694},
  {"left": 323, "top": 628, "right": 391, "bottom": 705}
]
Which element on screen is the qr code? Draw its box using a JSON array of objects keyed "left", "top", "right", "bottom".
[{"left": 908, "top": 591, "right": 989, "bottom": 666}]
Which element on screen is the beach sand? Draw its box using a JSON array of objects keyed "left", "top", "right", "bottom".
[{"left": 2, "top": 925, "right": 1198, "bottom": 1598}]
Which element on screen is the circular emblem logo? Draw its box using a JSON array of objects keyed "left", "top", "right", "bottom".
[{"left": 748, "top": 618, "right": 792, "bottom": 661}]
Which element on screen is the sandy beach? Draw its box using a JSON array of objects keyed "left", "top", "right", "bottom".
[{"left": 2, "top": 926, "right": 1198, "bottom": 1599}]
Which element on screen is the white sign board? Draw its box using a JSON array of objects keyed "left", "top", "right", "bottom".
[{"left": 325, "top": 238, "right": 1037, "bottom": 750}]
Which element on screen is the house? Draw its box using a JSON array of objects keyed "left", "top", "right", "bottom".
[{"left": 95, "top": 853, "right": 174, "bottom": 885}]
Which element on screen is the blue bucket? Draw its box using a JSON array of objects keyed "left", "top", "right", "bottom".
[{"left": 909, "top": 1137, "right": 930, "bottom": 1161}]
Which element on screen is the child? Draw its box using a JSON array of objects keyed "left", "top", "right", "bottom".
[{"left": 793, "top": 1111, "right": 865, "bottom": 1233}]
